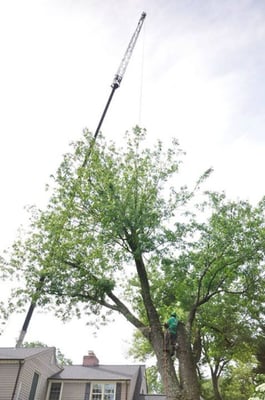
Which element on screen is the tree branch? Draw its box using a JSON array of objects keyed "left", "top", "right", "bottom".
[{"left": 58, "top": 259, "right": 148, "bottom": 336}]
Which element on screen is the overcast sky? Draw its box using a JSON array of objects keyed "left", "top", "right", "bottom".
[{"left": 1, "top": 0, "right": 265, "bottom": 364}]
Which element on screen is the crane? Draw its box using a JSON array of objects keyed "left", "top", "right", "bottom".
[
  {"left": 94, "top": 11, "right": 146, "bottom": 139},
  {"left": 16, "top": 11, "right": 146, "bottom": 348},
  {"left": 82, "top": 11, "right": 146, "bottom": 166}
]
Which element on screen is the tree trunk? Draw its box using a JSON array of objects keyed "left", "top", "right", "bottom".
[
  {"left": 177, "top": 322, "right": 201, "bottom": 400},
  {"left": 154, "top": 338, "right": 182, "bottom": 400},
  {"left": 148, "top": 323, "right": 201, "bottom": 400},
  {"left": 210, "top": 367, "right": 223, "bottom": 400},
  {"left": 131, "top": 248, "right": 200, "bottom": 400}
]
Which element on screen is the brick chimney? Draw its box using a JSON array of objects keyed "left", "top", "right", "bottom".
[{"left": 83, "top": 351, "right": 99, "bottom": 366}]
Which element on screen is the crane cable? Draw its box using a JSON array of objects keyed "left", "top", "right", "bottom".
[{"left": 138, "top": 18, "right": 146, "bottom": 126}]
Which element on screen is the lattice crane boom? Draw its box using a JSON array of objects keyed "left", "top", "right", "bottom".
[{"left": 112, "top": 11, "right": 146, "bottom": 89}]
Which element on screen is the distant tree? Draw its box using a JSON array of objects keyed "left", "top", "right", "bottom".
[
  {"left": 254, "top": 330, "right": 265, "bottom": 375},
  {"left": 0, "top": 302, "right": 8, "bottom": 335},
  {"left": 0, "top": 256, "right": 10, "bottom": 334},
  {"left": 219, "top": 360, "right": 256, "bottom": 400},
  {"left": 200, "top": 360, "right": 264, "bottom": 400},
  {"left": 145, "top": 366, "right": 163, "bottom": 394},
  {"left": 199, "top": 295, "right": 256, "bottom": 400},
  {"left": 3, "top": 127, "right": 265, "bottom": 400},
  {"left": 23, "top": 341, "right": 72, "bottom": 366}
]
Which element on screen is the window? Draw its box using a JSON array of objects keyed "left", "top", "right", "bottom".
[
  {"left": 91, "top": 383, "right": 115, "bottom": 400},
  {"left": 49, "top": 382, "right": 62, "bottom": 400},
  {"left": 28, "top": 372, "right": 39, "bottom": 400},
  {"left": 104, "top": 384, "right": 115, "bottom": 400}
]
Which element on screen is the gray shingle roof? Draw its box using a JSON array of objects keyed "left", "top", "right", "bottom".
[
  {"left": 0, "top": 347, "right": 53, "bottom": 360},
  {"left": 50, "top": 364, "right": 143, "bottom": 381}
]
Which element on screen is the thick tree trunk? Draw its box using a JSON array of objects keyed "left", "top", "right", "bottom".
[
  {"left": 177, "top": 322, "right": 201, "bottom": 400},
  {"left": 149, "top": 324, "right": 201, "bottom": 400},
  {"left": 153, "top": 337, "right": 182, "bottom": 400},
  {"left": 130, "top": 246, "right": 200, "bottom": 400}
]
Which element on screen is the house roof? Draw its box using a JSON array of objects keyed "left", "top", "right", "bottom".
[
  {"left": 50, "top": 364, "right": 144, "bottom": 381},
  {"left": 0, "top": 347, "right": 55, "bottom": 360}
]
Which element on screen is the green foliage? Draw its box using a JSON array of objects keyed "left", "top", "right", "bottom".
[
  {"left": 4, "top": 127, "right": 188, "bottom": 323},
  {"left": 145, "top": 365, "right": 163, "bottom": 394},
  {"left": 220, "top": 360, "right": 256, "bottom": 400},
  {"left": 254, "top": 331, "right": 265, "bottom": 374},
  {"left": 249, "top": 383, "right": 265, "bottom": 400},
  {"left": 200, "top": 378, "right": 214, "bottom": 400},
  {"left": 2, "top": 127, "right": 265, "bottom": 398},
  {"left": 201, "top": 361, "right": 265, "bottom": 400},
  {"left": 0, "top": 301, "right": 8, "bottom": 335}
]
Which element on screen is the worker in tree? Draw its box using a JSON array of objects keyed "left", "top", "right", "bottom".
[{"left": 167, "top": 312, "right": 179, "bottom": 357}]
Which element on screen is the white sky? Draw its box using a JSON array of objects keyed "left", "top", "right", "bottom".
[{"left": 1, "top": 0, "right": 265, "bottom": 364}]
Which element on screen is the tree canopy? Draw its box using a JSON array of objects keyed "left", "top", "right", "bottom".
[{"left": 3, "top": 127, "right": 265, "bottom": 400}]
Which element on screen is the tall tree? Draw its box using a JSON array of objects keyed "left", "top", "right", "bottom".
[{"left": 3, "top": 127, "right": 265, "bottom": 400}]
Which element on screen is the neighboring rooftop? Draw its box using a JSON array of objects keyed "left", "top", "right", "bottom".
[
  {"left": 0, "top": 347, "right": 54, "bottom": 360},
  {"left": 50, "top": 364, "right": 145, "bottom": 381}
]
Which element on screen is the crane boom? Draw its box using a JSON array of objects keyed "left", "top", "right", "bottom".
[
  {"left": 93, "top": 11, "right": 146, "bottom": 141},
  {"left": 112, "top": 12, "right": 146, "bottom": 89},
  {"left": 16, "top": 11, "right": 146, "bottom": 348}
]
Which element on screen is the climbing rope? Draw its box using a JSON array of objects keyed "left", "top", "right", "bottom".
[{"left": 163, "top": 328, "right": 170, "bottom": 397}]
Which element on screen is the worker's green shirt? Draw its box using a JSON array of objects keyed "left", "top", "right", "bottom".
[{"left": 167, "top": 316, "right": 178, "bottom": 334}]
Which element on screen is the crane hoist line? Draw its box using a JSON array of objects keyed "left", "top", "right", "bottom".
[{"left": 15, "top": 11, "right": 147, "bottom": 348}]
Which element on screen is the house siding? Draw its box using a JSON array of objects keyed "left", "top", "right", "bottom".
[
  {"left": 121, "top": 381, "right": 129, "bottom": 400},
  {"left": 0, "top": 348, "right": 61, "bottom": 400},
  {"left": 0, "top": 362, "right": 20, "bottom": 400},
  {"left": 47, "top": 380, "right": 130, "bottom": 400},
  {"left": 0, "top": 348, "right": 147, "bottom": 400},
  {"left": 17, "top": 349, "right": 61, "bottom": 400},
  {"left": 61, "top": 382, "right": 86, "bottom": 400}
]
